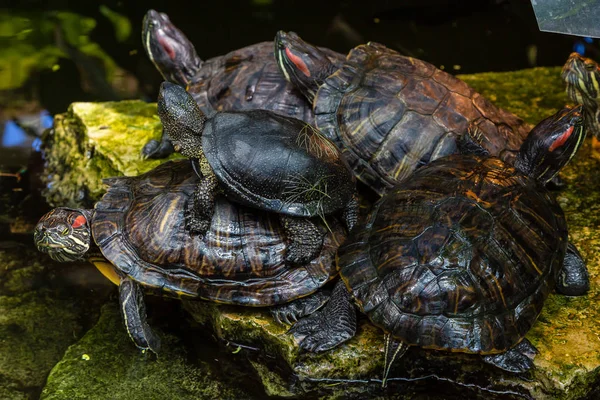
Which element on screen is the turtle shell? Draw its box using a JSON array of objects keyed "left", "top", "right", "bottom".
[
  {"left": 189, "top": 42, "right": 343, "bottom": 121},
  {"left": 91, "top": 160, "right": 344, "bottom": 306},
  {"left": 314, "top": 42, "right": 532, "bottom": 195},
  {"left": 202, "top": 110, "right": 356, "bottom": 217},
  {"left": 337, "top": 155, "right": 566, "bottom": 354}
]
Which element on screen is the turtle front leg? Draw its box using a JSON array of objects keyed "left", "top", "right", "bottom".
[
  {"left": 271, "top": 290, "right": 330, "bottom": 325},
  {"left": 556, "top": 242, "right": 590, "bottom": 296},
  {"left": 141, "top": 128, "right": 175, "bottom": 159},
  {"left": 289, "top": 280, "right": 357, "bottom": 352},
  {"left": 280, "top": 215, "right": 324, "bottom": 265},
  {"left": 341, "top": 193, "right": 359, "bottom": 232},
  {"left": 186, "top": 164, "right": 219, "bottom": 235},
  {"left": 119, "top": 277, "right": 161, "bottom": 354}
]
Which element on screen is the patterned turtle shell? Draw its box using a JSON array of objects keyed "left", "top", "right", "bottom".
[
  {"left": 188, "top": 42, "right": 343, "bottom": 120},
  {"left": 337, "top": 155, "right": 566, "bottom": 354},
  {"left": 202, "top": 110, "right": 356, "bottom": 217},
  {"left": 91, "top": 160, "right": 344, "bottom": 305},
  {"left": 315, "top": 42, "right": 532, "bottom": 195}
]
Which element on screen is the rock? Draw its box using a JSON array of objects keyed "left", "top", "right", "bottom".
[
  {"left": 39, "top": 67, "right": 600, "bottom": 399},
  {"left": 0, "top": 245, "right": 111, "bottom": 399},
  {"left": 40, "top": 303, "right": 253, "bottom": 400}
]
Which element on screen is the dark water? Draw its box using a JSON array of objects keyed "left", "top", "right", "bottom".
[{"left": 0, "top": 0, "right": 595, "bottom": 398}]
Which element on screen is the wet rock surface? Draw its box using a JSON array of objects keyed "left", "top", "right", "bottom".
[{"left": 31, "top": 67, "right": 600, "bottom": 399}]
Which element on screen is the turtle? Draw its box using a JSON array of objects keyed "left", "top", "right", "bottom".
[
  {"left": 158, "top": 81, "right": 358, "bottom": 265},
  {"left": 33, "top": 159, "right": 346, "bottom": 354},
  {"left": 275, "top": 31, "right": 539, "bottom": 196},
  {"left": 141, "top": 10, "right": 344, "bottom": 159},
  {"left": 287, "top": 105, "right": 589, "bottom": 385},
  {"left": 562, "top": 52, "right": 600, "bottom": 152}
]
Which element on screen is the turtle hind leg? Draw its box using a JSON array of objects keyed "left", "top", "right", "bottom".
[
  {"left": 119, "top": 277, "right": 161, "bottom": 354},
  {"left": 186, "top": 166, "right": 219, "bottom": 235},
  {"left": 141, "top": 129, "right": 175, "bottom": 159},
  {"left": 280, "top": 215, "right": 325, "bottom": 265},
  {"left": 341, "top": 193, "right": 359, "bottom": 232},
  {"left": 556, "top": 242, "right": 590, "bottom": 296},
  {"left": 481, "top": 339, "right": 536, "bottom": 373},
  {"left": 289, "top": 280, "right": 356, "bottom": 352},
  {"left": 271, "top": 290, "right": 330, "bottom": 325}
]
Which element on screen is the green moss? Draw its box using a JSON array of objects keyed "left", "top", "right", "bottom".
[
  {"left": 0, "top": 248, "right": 108, "bottom": 399},
  {"left": 42, "top": 101, "right": 181, "bottom": 207},
  {"left": 41, "top": 303, "right": 249, "bottom": 400},
  {"left": 459, "top": 66, "right": 567, "bottom": 124}
]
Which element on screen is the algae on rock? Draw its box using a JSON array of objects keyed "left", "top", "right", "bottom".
[
  {"left": 41, "top": 304, "right": 252, "bottom": 400},
  {"left": 0, "top": 246, "right": 111, "bottom": 399},
  {"left": 40, "top": 66, "right": 600, "bottom": 399}
]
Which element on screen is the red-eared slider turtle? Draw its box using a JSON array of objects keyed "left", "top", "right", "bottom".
[
  {"left": 34, "top": 160, "right": 345, "bottom": 354},
  {"left": 275, "top": 31, "right": 534, "bottom": 196},
  {"left": 289, "top": 106, "right": 589, "bottom": 384},
  {"left": 158, "top": 82, "right": 358, "bottom": 265},
  {"left": 562, "top": 52, "right": 600, "bottom": 151},
  {"left": 141, "top": 10, "right": 343, "bottom": 158}
]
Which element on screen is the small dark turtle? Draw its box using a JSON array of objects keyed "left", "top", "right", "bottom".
[
  {"left": 562, "top": 52, "right": 600, "bottom": 153},
  {"left": 158, "top": 82, "right": 358, "bottom": 265},
  {"left": 275, "top": 31, "right": 536, "bottom": 195},
  {"left": 34, "top": 160, "right": 345, "bottom": 354},
  {"left": 289, "top": 106, "right": 589, "bottom": 385},
  {"left": 141, "top": 10, "right": 343, "bottom": 158}
]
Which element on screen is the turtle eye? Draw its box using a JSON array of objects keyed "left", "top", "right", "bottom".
[
  {"left": 585, "top": 62, "right": 596, "bottom": 71},
  {"left": 61, "top": 228, "right": 69, "bottom": 236}
]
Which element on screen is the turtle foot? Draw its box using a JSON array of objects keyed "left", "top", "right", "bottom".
[
  {"left": 556, "top": 242, "right": 590, "bottom": 296},
  {"left": 280, "top": 216, "right": 324, "bottom": 265},
  {"left": 184, "top": 201, "right": 210, "bottom": 235},
  {"left": 289, "top": 281, "right": 356, "bottom": 352},
  {"left": 141, "top": 135, "right": 175, "bottom": 159},
  {"left": 271, "top": 291, "right": 330, "bottom": 325},
  {"left": 482, "top": 339, "right": 536, "bottom": 373}
]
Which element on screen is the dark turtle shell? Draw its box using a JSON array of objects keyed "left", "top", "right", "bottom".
[
  {"left": 202, "top": 110, "right": 356, "bottom": 217},
  {"left": 188, "top": 42, "right": 343, "bottom": 120},
  {"left": 338, "top": 155, "right": 566, "bottom": 354},
  {"left": 315, "top": 42, "right": 532, "bottom": 195},
  {"left": 91, "top": 160, "right": 344, "bottom": 306}
]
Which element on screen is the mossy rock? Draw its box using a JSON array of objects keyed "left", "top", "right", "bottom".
[
  {"left": 40, "top": 303, "right": 252, "bottom": 400},
  {"left": 40, "top": 66, "right": 599, "bottom": 399},
  {"left": 0, "top": 246, "right": 111, "bottom": 399}
]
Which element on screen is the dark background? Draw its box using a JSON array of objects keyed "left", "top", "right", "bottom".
[{"left": 3, "top": 0, "right": 595, "bottom": 115}]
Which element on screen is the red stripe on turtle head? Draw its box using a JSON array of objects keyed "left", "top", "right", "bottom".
[
  {"left": 549, "top": 126, "right": 574, "bottom": 152},
  {"left": 71, "top": 215, "right": 87, "bottom": 229},
  {"left": 285, "top": 48, "right": 311, "bottom": 77}
]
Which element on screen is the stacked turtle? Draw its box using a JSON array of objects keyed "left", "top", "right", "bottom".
[
  {"left": 34, "top": 12, "right": 592, "bottom": 385},
  {"left": 141, "top": 10, "right": 344, "bottom": 159}
]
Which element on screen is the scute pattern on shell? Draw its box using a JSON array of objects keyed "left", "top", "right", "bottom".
[
  {"left": 314, "top": 42, "right": 532, "bottom": 195},
  {"left": 189, "top": 42, "right": 344, "bottom": 120},
  {"left": 338, "top": 155, "right": 566, "bottom": 354},
  {"left": 92, "top": 160, "right": 344, "bottom": 306}
]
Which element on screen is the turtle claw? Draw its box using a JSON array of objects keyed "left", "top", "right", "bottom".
[
  {"left": 184, "top": 201, "right": 210, "bottom": 234},
  {"left": 482, "top": 338, "right": 537, "bottom": 373},
  {"left": 271, "top": 291, "right": 330, "bottom": 326},
  {"left": 141, "top": 137, "right": 175, "bottom": 159},
  {"left": 289, "top": 282, "right": 356, "bottom": 352}
]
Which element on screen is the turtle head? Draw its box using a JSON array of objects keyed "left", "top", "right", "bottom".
[
  {"left": 34, "top": 208, "right": 91, "bottom": 262},
  {"left": 157, "top": 81, "right": 206, "bottom": 158},
  {"left": 562, "top": 52, "right": 600, "bottom": 137},
  {"left": 275, "top": 31, "right": 336, "bottom": 103},
  {"left": 142, "top": 9, "right": 202, "bottom": 86},
  {"left": 515, "top": 105, "right": 586, "bottom": 183}
]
